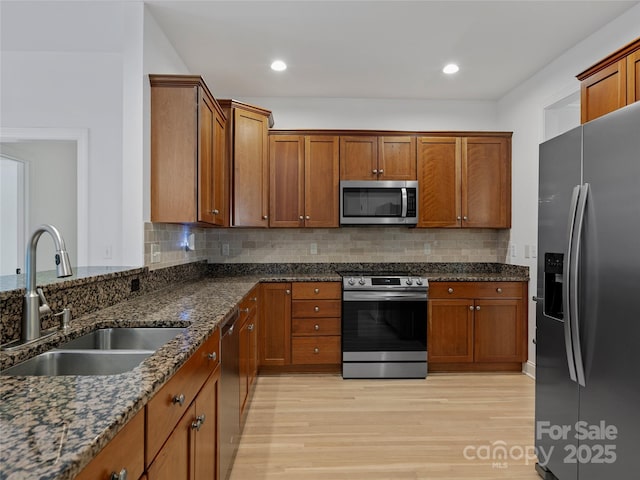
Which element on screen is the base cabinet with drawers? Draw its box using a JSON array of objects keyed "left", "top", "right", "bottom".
[{"left": 427, "top": 281, "right": 527, "bottom": 372}]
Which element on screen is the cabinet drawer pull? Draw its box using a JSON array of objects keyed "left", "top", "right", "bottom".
[
  {"left": 372, "top": 169, "right": 378, "bottom": 174},
  {"left": 448, "top": 287, "right": 454, "bottom": 294},
  {"left": 306, "top": 215, "right": 310, "bottom": 220},
  {"left": 262, "top": 215, "right": 268, "bottom": 220},
  {"left": 252, "top": 297, "right": 258, "bottom": 302},
  {"left": 469, "top": 305, "right": 474, "bottom": 311},
  {"left": 313, "top": 347, "right": 319, "bottom": 354},
  {"left": 207, "top": 352, "right": 217, "bottom": 361},
  {"left": 463, "top": 216, "right": 468, "bottom": 221},
  {"left": 314, "top": 324, "right": 320, "bottom": 331},
  {"left": 172, "top": 394, "right": 185, "bottom": 406},
  {"left": 248, "top": 323, "right": 255, "bottom": 331},
  {"left": 476, "top": 305, "right": 481, "bottom": 311},
  {"left": 314, "top": 306, "right": 320, "bottom": 312},
  {"left": 240, "top": 308, "right": 250, "bottom": 313},
  {"left": 286, "top": 289, "right": 291, "bottom": 295},
  {"left": 299, "top": 215, "right": 304, "bottom": 220},
  {"left": 110, "top": 468, "right": 128, "bottom": 480},
  {"left": 496, "top": 287, "right": 503, "bottom": 293},
  {"left": 457, "top": 216, "right": 462, "bottom": 220},
  {"left": 378, "top": 169, "right": 384, "bottom": 174},
  {"left": 314, "top": 288, "right": 320, "bottom": 294},
  {"left": 212, "top": 209, "right": 220, "bottom": 215},
  {"left": 191, "top": 413, "right": 206, "bottom": 431}
]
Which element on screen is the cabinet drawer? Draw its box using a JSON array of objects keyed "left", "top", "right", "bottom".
[
  {"left": 292, "top": 317, "right": 341, "bottom": 336},
  {"left": 292, "top": 299, "right": 341, "bottom": 318},
  {"left": 292, "top": 336, "right": 341, "bottom": 364},
  {"left": 146, "top": 327, "right": 220, "bottom": 464},
  {"left": 75, "top": 408, "right": 145, "bottom": 480},
  {"left": 292, "top": 282, "right": 341, "bottom": 300},
  {"left": 429, "top": 282, "right": 523, "bottom": 299}
]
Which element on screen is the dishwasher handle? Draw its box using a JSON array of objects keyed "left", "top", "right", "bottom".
[{"left": 221, "top": 308, "right": 239, "bottom": 337}]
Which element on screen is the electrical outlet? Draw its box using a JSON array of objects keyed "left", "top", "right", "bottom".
[
  {"left": 310, "top": 243, "right": 318, "bottom": 255},
  {"left": 151, "top": 243, "right": 161, "bottom": 263},
  {"left": 222, "top": 243, "right": 230, "bottom": 256},
  {"left": 510, "top": 244, "right": 517, "bottom": 258},
  {"left": 423, "top": 242, "right": 431, "bottom": 255},
  {"left": 525, "top": 245, "right": 531, "bottom": 259},
  {"left": 531, "top": 245, "right": 537, "bottom": 258}
]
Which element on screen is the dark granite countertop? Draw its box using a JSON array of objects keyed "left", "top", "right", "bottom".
[{"left": 0, "top": 264, "right": 529, "bottom": 480}]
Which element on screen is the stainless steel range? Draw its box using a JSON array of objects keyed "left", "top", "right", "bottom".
[{"left": 340, "top": 271, "right": 428, "bottom": 379}]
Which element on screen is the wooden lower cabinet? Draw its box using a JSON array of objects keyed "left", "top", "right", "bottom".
[
  {"left": 428, "top": 281, "right": 527, "bottom": 372},
  {"left": 239, "top": 287, "right": 259, "bottom": 422},
  {"left": 259, "top": 283, "right": 292, "bottom": 367},
  {"left": 75, "top": 408, "right": 145, "bottom": 480}
]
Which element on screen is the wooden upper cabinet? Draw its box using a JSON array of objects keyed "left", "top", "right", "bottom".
[
  {"left": 269, "top": 134, "right": 339, "bottom": 228},
  {"left": 220, "top": 100, "right": 272, "bottom": 227},
  {"left": 270, "top": 135, "right": 304, "bottom": 227},
  {"left": 340, "top": 135, "right": 416, "bottom": 180},
  {"left": 577, "top": 37, "right": 640, "bottom": 123},
  {"left": 150, "top": 75, "right": 226, "bottom": 226},
  {"left": 462, "top": 137, "right": 511, "bottom": 229},
  {"left": 628, "top": 49, "right": 640, "bottom": 104},
  {"left": 340, "top": 136, "right": 377, "bottom": 180},
  {"left": 417, "top": 137, "right": 461, "bottom": 228},
  {"left": 417, "top": 134, "right": 511, "bottom": 229},
  {"left": 378, "top": 136, "right": 416, "bottom": 180}
]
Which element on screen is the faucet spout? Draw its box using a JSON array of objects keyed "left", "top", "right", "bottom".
[{"left": 22, "top": 224, "right": 73, "bottom": 342}]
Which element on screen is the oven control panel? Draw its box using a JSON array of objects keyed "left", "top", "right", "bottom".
[{"left": 342, "top": 275, "right": 428, "bottom": 291}]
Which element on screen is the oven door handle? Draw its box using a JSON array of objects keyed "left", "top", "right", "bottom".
[{"left": 343, "top": 290, "right": 427, "bottom": 302}]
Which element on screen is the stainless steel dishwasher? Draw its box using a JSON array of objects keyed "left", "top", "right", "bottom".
[{"left": 220, "top": 308, "right": 240, "bottom": 480}]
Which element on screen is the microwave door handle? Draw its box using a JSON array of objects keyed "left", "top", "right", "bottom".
[{"left": 401, "top": 188, "right": 408, "bottom": 218}]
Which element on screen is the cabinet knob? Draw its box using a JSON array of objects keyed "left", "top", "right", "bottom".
[
  {"left": 378, "top": 169, "right": 384, "bottom": 174},
  {"left": 305, "top": 215, "right": 310, "bottom": 220},
  {"left": 285, "top": 289, "right": 291, "bottom": 295},
  {"left": 448, "top": 287, "right": 454, "bottom": 294},
  {"left": 299, "top": 215, "right": 304, "bottom": 220},
  {"left": 110, "top": 469, "right": 128, "bottom": 480},
  {"left": 314, "top": 288, "right": 320, "bottom": 294},
  {"left": 207, "top": 352, "right": 217, "bottom": 361},
  {"left": 240, "top": 307, "right": 250, "bottom": 313},
  {"left": 252, "top": 297, "right": 258, "bottom": 302},
  {"left": 212, "top": 209, "right": 219, "bottom": 215},
  {"left": 372, "top": 169, "right": 378, "bottom": 174},
  {"left": 463, "top": 216, "right": 468, "bottom": 221},
  {"left": 314, "top": 306, "right": 320, "bottom": 312},
  {"left": 496, "top": 287, "right": 503, "bottom": 293},
  {"left": 469, "top": 305, "right": 474, "bottom": 310},
  {"left": 313, "top": 347, "right": 320, "bottom": 354},
  {"left": 314, "top": 324, "right": 320, "bottom": 331},
  {"left": 191, "top": 413, "right": 206, "bottom": 431},
  {"left": 457, "top": 216, "right": 462, "bottom": 220},
  {"left": 262, "top": 215, "right": 268, "bottom": 220},
  {"left": 476, "top": 305, "right": 481, "bottom": 311},
  {"left": 248, "top": 323, "right": 255, "bottom": 331},
  {"left": 172, "top": 394, "right": 185, "bottom": 406}
]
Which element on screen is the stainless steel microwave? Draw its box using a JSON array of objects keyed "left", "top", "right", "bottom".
[{"left": 340, "top": 180, "right": 418, "bottom": 225}]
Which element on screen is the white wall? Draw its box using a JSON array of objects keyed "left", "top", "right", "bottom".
[
  {"left": 0, "top": 1, "right": 127, "bottom": 266},
  {"left": 497, "top": 3, "right": 640, "bottom": 372}
]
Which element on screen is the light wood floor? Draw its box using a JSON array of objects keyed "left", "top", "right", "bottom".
[{"left": 230, "top": 373, "right": 540, "bottom": 480}]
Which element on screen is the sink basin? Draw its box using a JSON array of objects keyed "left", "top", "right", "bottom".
[
  {"left": 57, "top": 327, "right": 186, "bottom": 351},
  {"left": 0, "top": 350, "right": 153, "bottom": 376}
]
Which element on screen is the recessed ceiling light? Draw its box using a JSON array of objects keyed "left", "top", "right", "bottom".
[
  {"left": 271, "top": 60, "right": 287, "bottom": 72},
  {"left": 443, "top": 63, "right": 459, "bottom": 74}
]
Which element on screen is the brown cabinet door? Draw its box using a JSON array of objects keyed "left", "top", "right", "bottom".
[
  {"left": 260, "top": 283, "right": 291, "bottom": 366},
  {"left": 417, "top": 137, "right": 461, "bottom": 227},
  {"left": 339, "top": 136, "right": 378, "bottom": 180},
  {"left": 581, "top": 59, "right": 627, "bottom": 123},
  {"left": 198, "top": 91, "right": 216, "bottom": 225},
  {"left": 150, "top": 85, "right": 198, "bottom": 223},
  {"left": 462, "top": 137, "right": 511, "bottom": 228},
  {"left": 269, "top": 135, "right": 305, "bottom": 227},
  {"left": 473, "top": 299, "right": 524, "bottom": 363},
  {"left": 378, "top": 136, "right": 416, "bottom": 180},
  {"left": 233, "top": 108, "right": 269, "bottom": 227},
  {"left": 211, "top": 108, "right": 228, "bottom": 226},
  {"left": 628, "top": 49, "right": 640, "bottom": 104},
  {"left": 147, "top": 404, "right": 196, "bottom": 480},
  {"left": 305, "top": 136, "right": 340, "bottom": 227},
  {"left": 193, "top": 368, "right": 220, "bottom": 480},
  {"left": 427, "top": 299, "right": 474, "bottom": 363}
]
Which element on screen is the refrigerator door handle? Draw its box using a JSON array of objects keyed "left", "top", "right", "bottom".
[
  {"left": 570, "top": 183, "right": 589, "bottom": 387},
  {"left": 563, "top": 184, "right": 581, "bottom": 383}
]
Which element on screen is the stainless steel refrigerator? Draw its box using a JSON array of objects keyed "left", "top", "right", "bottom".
[{"left": 535, "top": 101, "right": 640, "bottom": 480}]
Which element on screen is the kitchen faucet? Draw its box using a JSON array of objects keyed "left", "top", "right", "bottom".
[{"left": 22, "top": 224, "right": 73, "bottom": 343}]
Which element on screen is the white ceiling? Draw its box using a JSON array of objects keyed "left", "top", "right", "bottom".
[{"left": 149, "top": 1, "right": 637, "bottom": 101}]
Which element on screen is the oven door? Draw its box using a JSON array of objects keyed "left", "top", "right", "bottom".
[{"left": 342, "top": 290, "right": 427, "bottom": 362}]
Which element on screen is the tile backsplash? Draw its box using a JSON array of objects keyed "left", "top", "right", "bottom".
[
  {"left": 205, "top": 227, "right": 510, "bottom": 264},
  {"left": 144, "top": 223, "right": 209, "bottom": 270}
]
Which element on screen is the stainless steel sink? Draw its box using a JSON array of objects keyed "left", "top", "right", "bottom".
[
  {"left": 57, "top": 327, "right": 186, "bottom": 351},
  {"left": 0, "top": 350, "right": 153, "bottom": 376}
]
